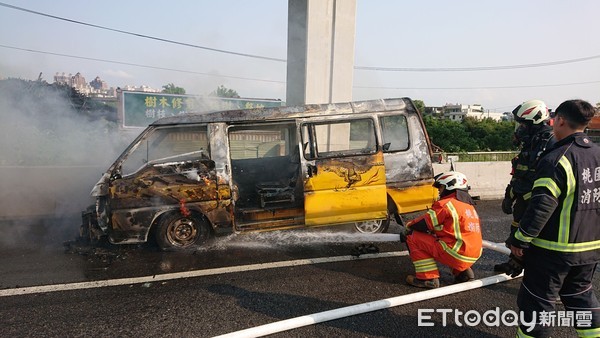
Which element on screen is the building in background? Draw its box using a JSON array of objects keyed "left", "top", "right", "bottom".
[
  {"left": 440, "top": 103, "right": 504, "bottom": 121},
  {"left": 53, "top": 71, "right": 159, "bottom": 97},
  {"left": 54, "top": 72, "right": 90, "bottom": 93},
  {"left": 442, "top": 103, "right": 483, "bottom": 121},
  {"left": 424, "top": 106, "right": 443, "bottom": 118},
  {"left": 71, "top": 72, "right": 87, "bottom": 90},
  {"left": 89, "top": 76, "right": 108, "bottom": 91},
  {"left": 53, "top": 72, "right": 70, "bottom": 85}
]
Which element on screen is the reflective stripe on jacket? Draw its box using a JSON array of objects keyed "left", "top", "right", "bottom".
[
  {"left": 408, "top": 192, "right": 482, "bottom": 263},
  {"left": 514, "top": 132, "right": 600, "bottom": 264}
]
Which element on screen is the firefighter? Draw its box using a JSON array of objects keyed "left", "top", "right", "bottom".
[
  {"left": 508, "top": 99, "right": 600, "bottom": 337},
  {"left": 404, "top": 171, "right": 482, "bottom": 289},
  {"left": 495, "top": 99, "right": 555, "bottom": 273}
]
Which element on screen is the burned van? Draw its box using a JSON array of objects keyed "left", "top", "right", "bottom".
[{"left": 81, "top": 97, "right": 437, "bottom": 250}]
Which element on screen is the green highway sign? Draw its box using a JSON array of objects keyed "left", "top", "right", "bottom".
[{"left": 121, "top": 91, "right": 284, "bottom": 128}]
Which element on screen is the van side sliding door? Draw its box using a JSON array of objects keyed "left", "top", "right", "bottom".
[{"left": 299, "top": 117, "right": 387, "bottom": 226}]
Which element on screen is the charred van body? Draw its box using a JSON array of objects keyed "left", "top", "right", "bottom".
[{"left": 81, "top": 97, "right": 437, "bottom": 251}]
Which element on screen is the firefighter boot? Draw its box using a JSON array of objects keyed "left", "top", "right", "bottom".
[
  {"left": 406, "top": 275, "right": 440, "bottom": 289},
  {"left": 454, "top": 268, "right": 475, "bottom": 283}
]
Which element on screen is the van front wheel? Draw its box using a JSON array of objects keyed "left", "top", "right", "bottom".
[
  {"left": 155, "top": 212, "right": 211, "bottom": 251},
  {"left": 354, "top": 214, "right": 390, "bottom": 234}
]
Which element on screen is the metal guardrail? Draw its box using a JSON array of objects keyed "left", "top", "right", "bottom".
[{"left": 432, "top": 151, "right": 518, "bottom": 163}]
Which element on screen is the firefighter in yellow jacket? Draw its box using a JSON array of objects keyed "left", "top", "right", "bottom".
[{"left": 404, "top": 171, "right": 483, "bottom": 289}]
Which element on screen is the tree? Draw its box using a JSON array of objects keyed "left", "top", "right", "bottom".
[
  {"left": 413, "top": 99, "right": 425, "bottom": 114},
  {"left": 210, "top": 85, "right": 240, "bottom": 98},
  {"left": 424, "top": 116, "right": 477, "bottom": 152},
  {"left": 423, "top": 115, "right": 516, "bottom": 152},
  {"left": 162, "top": 83, "right": 186, "bottom": 95},
  {"left": 462, "top": 117, "right": 515, "bottom": 151}
]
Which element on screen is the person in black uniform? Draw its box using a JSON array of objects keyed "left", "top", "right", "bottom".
[
  {"left": 509, "top": 99, "right": 600, "bottom": 337},
  {"left": 495, "top": 99, "right": 555, "bottom": 273}
]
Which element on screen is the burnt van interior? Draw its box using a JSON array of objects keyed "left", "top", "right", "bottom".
[{"left": 228, "top": 123, "right": 305, "bottom": 229}]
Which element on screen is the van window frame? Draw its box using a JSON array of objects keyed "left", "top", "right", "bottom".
[
  {"left": 300, "top": 117, "right": 378, "bottom": 160},
  {"left": 379, "top": 113, "right": 411, "bottom": 153},
  {"left": 227, "top": 122, "right": 296, "bottom": 160}
]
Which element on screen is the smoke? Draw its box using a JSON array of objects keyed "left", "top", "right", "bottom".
[{"left": 0, "top": 79, "right": 135, "bottom": 248}]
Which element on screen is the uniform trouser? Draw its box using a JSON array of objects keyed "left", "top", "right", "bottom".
[
  {"left": 406, "top": 231, "right": 474, "bottom": 280},
  {"left": 506, "top": 196, "right": 529, "bottom": 245},
  {"left": 516, "top": 249, "right": 600, "bottom": 337}
]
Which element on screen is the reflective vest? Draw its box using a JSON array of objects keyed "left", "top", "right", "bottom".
[
  {"left": 414, "top": 193, "right": 482, "bottom": 263},
  {"left": 515, "top": 132, "right": 600, "bottom": 264}
]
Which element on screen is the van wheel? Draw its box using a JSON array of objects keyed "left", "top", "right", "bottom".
[
  {"left": 354, "top": 214, "right": 390, "bottom": 233},
  {"left": 155, "top": 212, "right": 211, "bottom": 251}
]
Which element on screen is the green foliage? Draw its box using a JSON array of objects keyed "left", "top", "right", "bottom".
[
  {"left": 464, "top": 117, "right": 515, "bottom": 151},
  {"left": 413, "top": 100, "right": 425, "bottom": 114},
  {"left": 210, "top": 85, "right": 240, "bottom": 98},
  {"left": 424, "top": 115, "right": 516, "bottom": 152},
  {"left": 161, "top": 83, "right": 186, "bottom": 95},
  {"left": 424, "top": 116, "right": 476, "bottom": 152}
]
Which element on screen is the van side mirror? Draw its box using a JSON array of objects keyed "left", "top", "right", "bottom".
[
  {"left": 110, "top": 168, "right": 122, "bottom": 181},
  {"left": 383, "top": 143, "right": 391, "bottom": 151}
]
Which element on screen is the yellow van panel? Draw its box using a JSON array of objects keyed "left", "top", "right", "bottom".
[
  {"left": 304, "top": 164, "right": 386, "bottom": 191},
  {"left": 305, "top": 186, "right": 387, "bottom": 225},
  {"left": 304, "top": 162, "right": 387, "bottom": 226},
  {"left": 387, "top": 184, "right": 438, "bottom": 214}
]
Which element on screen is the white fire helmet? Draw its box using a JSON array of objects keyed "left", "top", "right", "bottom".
[
  {"left": 433, "top": 171, "right": 469, "bottom": 191},
  {"left": 512, "top": 99, "right": 550, "bottom": 124}
]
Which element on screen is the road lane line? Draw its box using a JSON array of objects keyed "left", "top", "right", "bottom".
[{"left": 0, "top": 251, "right": 409, "bottom": 297}]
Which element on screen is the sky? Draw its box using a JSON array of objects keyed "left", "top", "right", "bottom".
[{"left": 1, "top": 0, "right": 599, "bottom": 112}]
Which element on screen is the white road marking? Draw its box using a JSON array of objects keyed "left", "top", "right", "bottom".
[{"left": 0, "top": 251, "right": 409, "bottom": 297}]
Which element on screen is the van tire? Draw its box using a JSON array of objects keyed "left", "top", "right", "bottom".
[
  {"left": 154, "top": 212, "right": 211, "bottom": 251},
  {"left": 354, "top": 213, "right": 390, "bottom": 234}
]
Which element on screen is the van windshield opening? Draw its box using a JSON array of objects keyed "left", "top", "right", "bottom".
[{"left": 120, "top": 125, "right": 209, "bottom": 176}]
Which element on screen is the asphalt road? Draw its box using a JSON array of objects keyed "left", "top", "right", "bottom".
[{"left": 0, "top": 200, "right": 597, "bottom": 337}]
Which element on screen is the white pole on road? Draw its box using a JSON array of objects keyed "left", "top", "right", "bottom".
[{"left": 214, "top": 241, "right": 519, "bottom": 338}]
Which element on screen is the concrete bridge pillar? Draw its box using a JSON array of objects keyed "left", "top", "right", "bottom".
[{"left": 286, "top": 0, "right": 356, "bottom": 105}]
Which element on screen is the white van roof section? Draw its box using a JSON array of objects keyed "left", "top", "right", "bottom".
[{"left": 151, "top": 97, "right": 413, "bottom": 126}]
